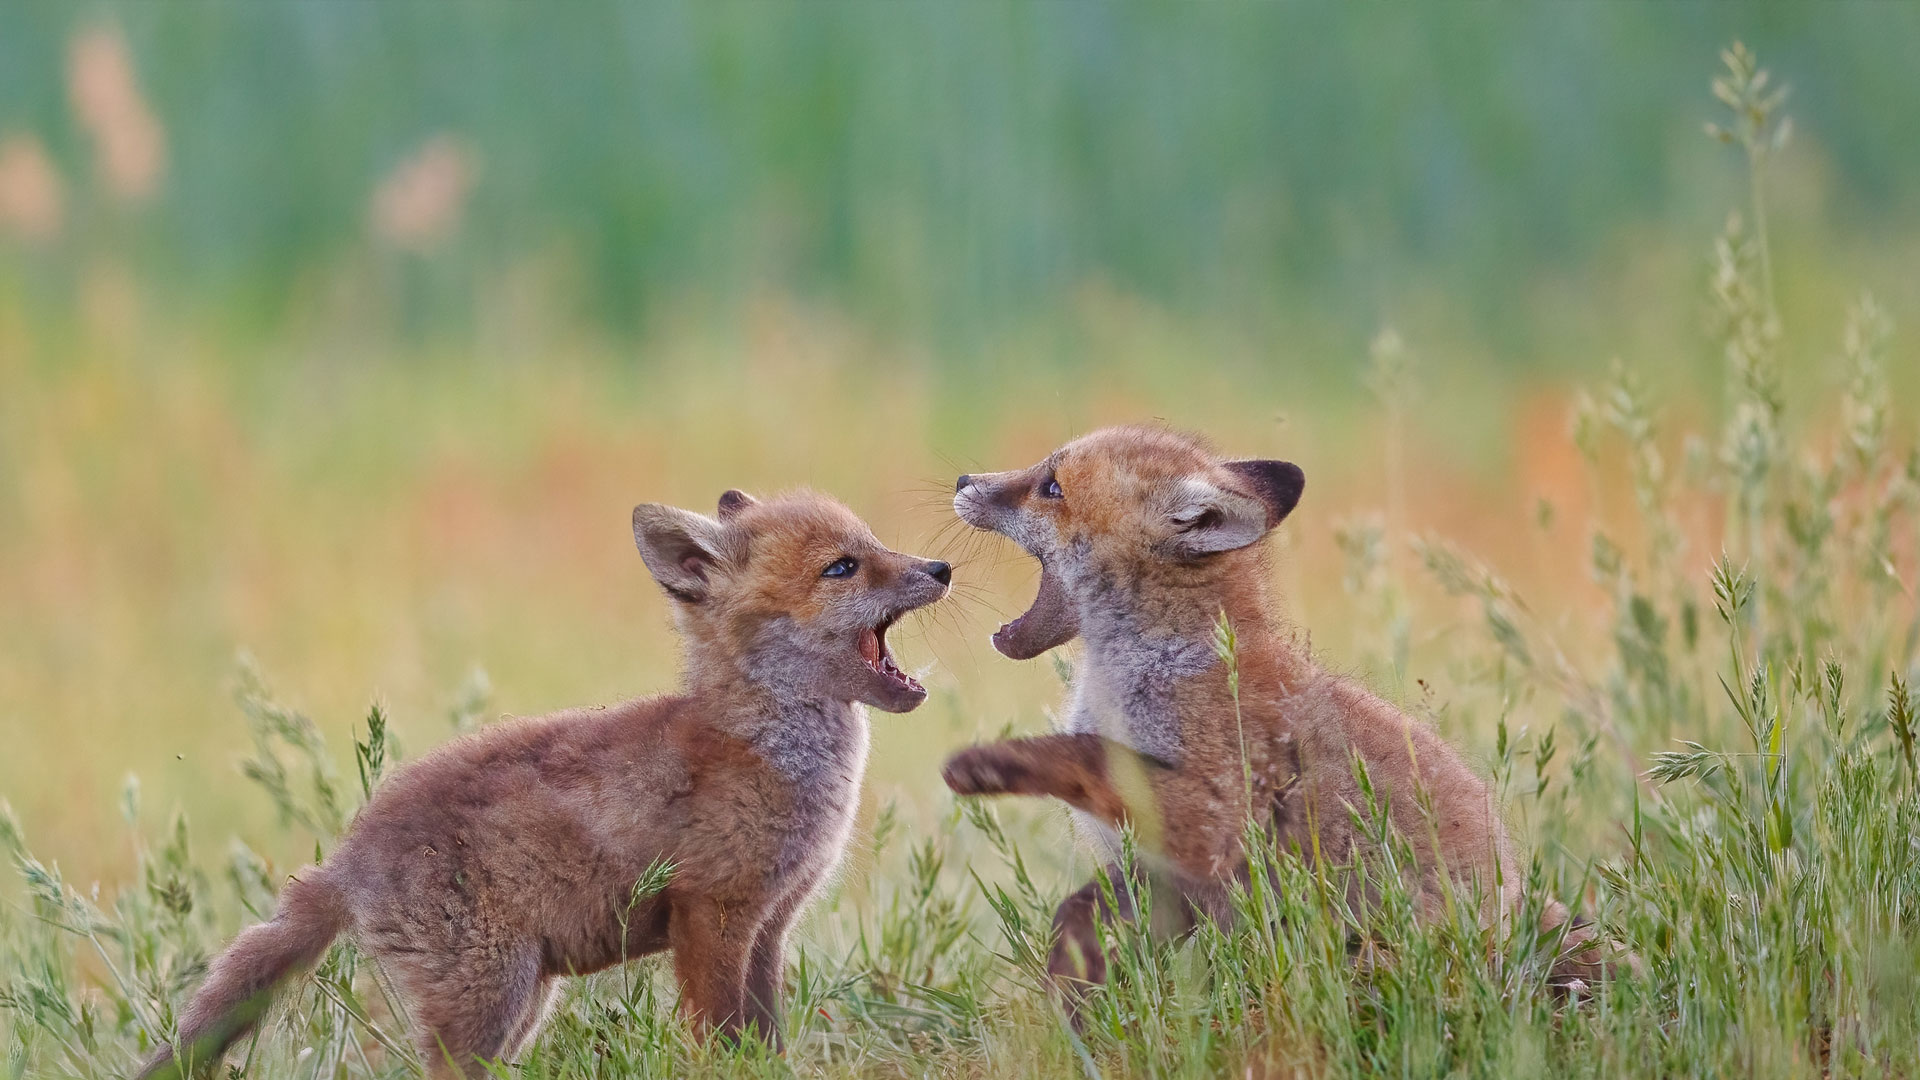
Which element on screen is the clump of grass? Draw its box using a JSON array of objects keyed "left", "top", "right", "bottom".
[{"left": 1, "top": 41, "right": 1915, "bottom": 1080}]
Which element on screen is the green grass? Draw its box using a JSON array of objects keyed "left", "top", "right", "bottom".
[{"left": 3, "top": 42, "right": 1919, "bottom": 1080}]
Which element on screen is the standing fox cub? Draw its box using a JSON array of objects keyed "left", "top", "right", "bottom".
[
  {"left": 943, "top": 426, "right": 1605, "bottom": 1018},
  {"left": 143, "top": 490, "right": 950, "bottom": 1079}
]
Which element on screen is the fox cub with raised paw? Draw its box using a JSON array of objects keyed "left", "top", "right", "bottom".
[
  {"left": 943, "top": 426, "right": 1612, "bottom": 1022},
  {"left": 143, "top": 489, "right": 950, "bottom": 1079}
]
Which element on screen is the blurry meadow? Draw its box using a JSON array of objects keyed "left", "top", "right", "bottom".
[{"left": 2, "top": 5, "right": 1920, "bottom": 1078}]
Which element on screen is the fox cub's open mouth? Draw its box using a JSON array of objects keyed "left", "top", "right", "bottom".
[
  {"left": 953, "top": 476, "right": 1079, "bottom": 660},
  {"left": 988, "top": 558, "right": 1077, "bottom": 661},
  {"left": 858, "top": 612, "right": 922, "bottom": 696}
]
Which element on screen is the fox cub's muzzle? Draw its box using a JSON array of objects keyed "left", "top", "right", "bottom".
[{"left": 852, "top": 555, "right": 951, "bottom": 712}]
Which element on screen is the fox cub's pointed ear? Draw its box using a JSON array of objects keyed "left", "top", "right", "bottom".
[
  {"left": 1166, "top": 462, "right": 1303, "bottom": 558},
  {"left": 1166, "top": 481, "right": 1271, "bottom": 557},
  {"left": 715, "top": 489, "right": 758, "bottom": 520},
  {"left": 1221, "top": 459, "right": 1304, "bottom": 528},
  {"left": 633, "top": 504, "right": 731, "bottom": 602}
]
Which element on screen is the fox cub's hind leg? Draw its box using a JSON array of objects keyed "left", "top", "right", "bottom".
[
  {"left": 503, "top": 978, "right": 561, "bottom": 1061},
  {"left": 1047, "top": 869, "right": 1140, "bottom": 1030},
  {"left": 1539, "top": 900, "right": 1640, "bottom": 994},
  {"left": 402, "top": 942, "right": 545, "bottom": 1079},
  {"left": 1046, "top": 866, "right": 1229, "bottom": 1031}
]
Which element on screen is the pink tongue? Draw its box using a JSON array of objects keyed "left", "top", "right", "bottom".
[{"left": 859, "top": 627, "right": 881, "bottom": 664}]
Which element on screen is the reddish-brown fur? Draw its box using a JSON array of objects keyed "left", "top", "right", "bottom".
[
  {"left": 943, "top": 426, "right": 1609, "bottom": 1021},
  {"left": 142, "top": 490, "right": 950, "bottom": 1078}
]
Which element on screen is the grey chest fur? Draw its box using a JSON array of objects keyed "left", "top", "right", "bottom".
[
  {"left": 1054, "top": 554, "right": 1218, "bottom": 765},
  {"left": 752, "top": 701, "right": 870, "bottom": 879},
  {"left": 1067, "top": 619, "right": 1214, "bottom": 765}
]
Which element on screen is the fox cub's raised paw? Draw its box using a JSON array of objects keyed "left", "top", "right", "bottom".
[{"left": 941, "top": 745, "right": 1024, "bottom": 797}]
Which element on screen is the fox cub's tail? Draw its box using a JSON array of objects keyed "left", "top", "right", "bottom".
[{"left": 139, "top": 871, "right": 348, "bottom": 1079}]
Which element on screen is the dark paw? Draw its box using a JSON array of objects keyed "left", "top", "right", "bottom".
[{"left": 942, "top": 748, "right": 1015, "bottom": 796}]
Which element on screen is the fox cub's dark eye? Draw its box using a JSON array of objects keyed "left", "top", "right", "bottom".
[
  {"left": 822, "top": 557, "right": 859, "bottom": 578},
  {"left": 1039, "top": 475, "right": 1063, "bottom": 499}
]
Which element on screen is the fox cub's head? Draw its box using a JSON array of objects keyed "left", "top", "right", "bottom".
[
  {"left": 633, "top": 490, "right": 951, "bottom": 712},
  {"left": 954, "top": 425, "right": 1302, "bottom": 659}
]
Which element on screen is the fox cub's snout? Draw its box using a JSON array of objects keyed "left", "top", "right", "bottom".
[
  {"left": 634, "top": 489, "right": 951, "bottom": 712},
  {"left": 954, "top": 428, "right": 1302, "bottom": 659}
]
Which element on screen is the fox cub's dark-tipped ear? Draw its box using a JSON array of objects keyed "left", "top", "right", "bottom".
[
  {"left": 716, "top": 489, "right": 758, "bottom": 520},
  {"left": 1222, "top": 460, "right": 1304, "bottom": 528},
  {"left": 1166, "top": 481, "right": 1271, "bottom": 557},
  {"left": 1165, "top": 461, "right": 1305, "bottom": 558},
  {"left": 633, "top": 504, "right": 731, "bottom": 603}
]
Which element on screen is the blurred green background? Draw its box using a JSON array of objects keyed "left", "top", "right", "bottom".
[
  {"left": 1, "top": 3, "right": 1915, "bottom": 881},
  {"left": 5, "top": 4, "right": 1919, "bottom": 360}
]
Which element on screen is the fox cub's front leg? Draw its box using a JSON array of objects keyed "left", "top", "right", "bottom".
[
  {"left": 941, "top": 734, "right": 1169, "bottom": 827},
  {"left": 669, "top": 895, "right": 760, "bottom": 1043}
]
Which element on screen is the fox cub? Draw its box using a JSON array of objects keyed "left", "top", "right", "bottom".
[
  {"left": 143, "top": 490, "right": 950, "bottom": 1079},
  {"left": 943, "top": 426, "right": 1604, "bottom": 1019}
]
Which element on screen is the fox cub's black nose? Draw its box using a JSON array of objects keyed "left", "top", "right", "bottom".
[
  {"left": 955, "top": 474, "right": 972, "bottom": 493},
  {"left": 925, "top": 560, "right": 953, "bottom": 586}
]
